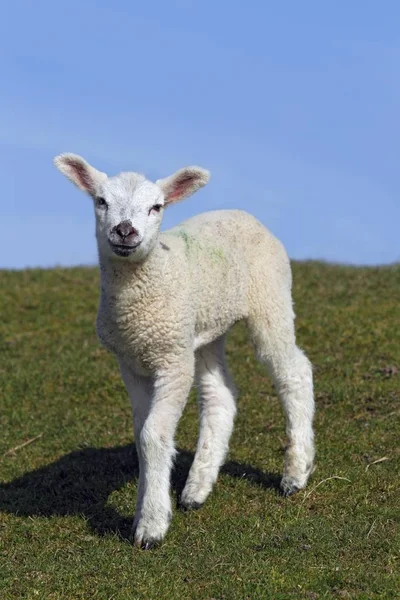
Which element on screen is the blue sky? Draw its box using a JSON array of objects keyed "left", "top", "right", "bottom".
[{"left": 1, "top": 0, "right": 399, "bottom": 268}]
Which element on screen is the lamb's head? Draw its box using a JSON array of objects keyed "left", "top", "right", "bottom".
[{"left": 53, "top": 153, "right": 210, "bottom": 262}]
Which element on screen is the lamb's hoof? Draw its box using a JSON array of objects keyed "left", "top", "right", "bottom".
[
  {"left": 140, "top": 538, "right": 161, "bottom": 551},
  {"left": 133, "top": 533, "right": 162, "bottom": 550},
  {"left": 280, "top": 476, "right": 301, "bottom": 497},
  {"left": 133, "top": 516, "right": 170, "bottom": 549},
  {"left": 179, "top": 499, "right": 204, "bottom": 512}
]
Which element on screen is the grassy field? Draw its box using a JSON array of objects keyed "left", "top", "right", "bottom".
[{"left": 0, "top": 262, "right": 399, "bottom": 599}]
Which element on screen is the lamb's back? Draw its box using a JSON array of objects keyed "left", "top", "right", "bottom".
[{"left": 162, "top": 210, "right": 290, "bottom": 346}]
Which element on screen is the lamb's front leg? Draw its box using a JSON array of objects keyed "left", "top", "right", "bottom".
[
  {"left": 119, "top": 362, "right": 152, "bottom": 537},
  {"left": 133, "top": 358, "right": 194, "bottom": 548}
]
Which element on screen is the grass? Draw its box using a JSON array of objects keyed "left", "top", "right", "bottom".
[{"left": 0, "top": 262, "right": 399, "bottom": 599}]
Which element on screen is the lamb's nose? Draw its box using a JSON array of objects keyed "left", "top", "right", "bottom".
[{"left": 115, "top": 220, "right": 137, "bottom": 239}]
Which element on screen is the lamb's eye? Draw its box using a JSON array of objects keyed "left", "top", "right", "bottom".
[
  {"left": 96, "top": 197, "right": 107, "bottom": 208},
  {"left": 149, "top": 204, "right": 162, "bottom": 215}
]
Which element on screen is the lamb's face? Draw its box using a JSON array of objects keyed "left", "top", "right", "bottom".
[
  {"left": 94, "top": 173, "right": 164, "bottom": 262},
  {"left": 54, "top": 153, "right": 210, "bottom": 263}
]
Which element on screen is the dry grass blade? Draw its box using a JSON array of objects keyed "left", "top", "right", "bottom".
[
  {"left": 365, "top": 456, "right": 389, "bottom": 472},
  {"left": 296, "top": 476, "right": 352, "bottom": 518},
  {"left": 366, "top": 519, "right": 377, "bottom": 539},
  {"left": 3, "top": 433, "right": 43, "bottom": 457}
]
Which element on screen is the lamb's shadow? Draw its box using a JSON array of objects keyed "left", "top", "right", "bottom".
[{"left": 0, "top": 444, "right": 281, "bottom": 540}]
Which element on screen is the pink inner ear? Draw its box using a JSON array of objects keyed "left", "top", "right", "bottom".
[
  {"left": 169, "top": 175, "right": 194, "bottom": 201},
  {"left": 65, "top": 158, "right": 93, "bottom": 193}
]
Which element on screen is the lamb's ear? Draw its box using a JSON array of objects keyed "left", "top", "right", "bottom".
[
  {"left": 156, "top": 166, "right": 210, "bottom": 205},
  {"left": 53, "top": 153, "right": 107, "bottom": 195}
]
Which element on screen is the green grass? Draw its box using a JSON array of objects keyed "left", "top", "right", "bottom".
[{"left": 0, "top": 262, "right": 399, "bottom": 599}]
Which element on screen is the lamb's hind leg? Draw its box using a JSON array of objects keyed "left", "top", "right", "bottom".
[
  {"left": 180, "top": 337, "right": 237, "bottom": 509},
  {"left": 249, "top": 316, "right": 315, "bottom": 495}
]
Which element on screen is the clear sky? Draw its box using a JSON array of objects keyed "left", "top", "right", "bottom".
[{"left": 1, "top": 0, "right": 399, "bottom": 268}]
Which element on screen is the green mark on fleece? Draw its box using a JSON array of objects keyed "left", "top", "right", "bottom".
[
  {"left": 169, "top": 229, "right": 225, "bottom": 262},
  {"left": 211, "top": 247, "right": 225, "bottom": 261},
  {"left": 171, "top": 229, "right": 198, "bottom": 253}
]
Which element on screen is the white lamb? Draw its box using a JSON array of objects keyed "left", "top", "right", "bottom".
[{"left": 54, "top": 153, "right": 315, "bottom": 549}]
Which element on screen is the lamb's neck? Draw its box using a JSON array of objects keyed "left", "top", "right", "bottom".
[{"left": 99, "top": 246, "right": 163, "bottom": 303}]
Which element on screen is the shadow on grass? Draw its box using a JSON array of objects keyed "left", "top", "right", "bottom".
[{"left": 0, "top": 445, "right": 281, "bottom": 540}]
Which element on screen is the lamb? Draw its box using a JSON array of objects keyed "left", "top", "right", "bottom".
[{"left": 54, "top": 153, "right": 315, "bottom": 549}]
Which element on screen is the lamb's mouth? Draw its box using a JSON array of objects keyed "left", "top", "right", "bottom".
[{"left": 109, "top": 241, "right": 142, "bottom": 256}]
